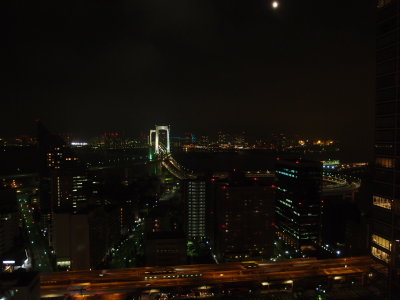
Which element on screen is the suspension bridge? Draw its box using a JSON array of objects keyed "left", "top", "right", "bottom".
[{"left": 148, "top": 125, "right": 197, "bottom": 180}]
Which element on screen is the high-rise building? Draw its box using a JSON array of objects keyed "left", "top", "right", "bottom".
[
  {"left": 274, "top": 158, "right": 322, "bottom": 255},
  {"left": 217, "top": 131, "right": 230, "bottom": 147},
  {"left": 144, "top": 232, "right": 187, "bottom": 266},
  {"left": 372, "top": 0, "right": 400, "bottom": 291},
  {"left": 182, "top": 132, "right": 195, "bottom": 146},
  {"left": 182, "top": 180, "right": 207, "bottom": 241},
  {"left": 52, "top": 207, "right": 119, "bottom": 270},
  {"left": 144, "top": 203, "right": 187, "bottom": 266},
  {"left": 0, "top": 188, "right": 19, "bottom": 260},
  {"left": 37, "top": 121, "right": 88, "bottom": 215},
  {"left": 212, "top": 172, "right": 275, "bottom": 262},
  {"left": 102, "top": 132, "right": 123, "bottom": 149},
  {"left": 37, "top": 122, "right": 93, "bottom": 261},
  {"left": 233, "top": 131, "right": 247, "bottom": 148},
  {"left": 51, "top": 171, "right": 88, "bottom": 213},
  {"left": 47, "top": 143, "right": 89, "bottom": 251},
  {"left": 37, "top": 120, "right": 66, "bottom": 223},
  {"left": 197, "top": 135, "right": 210, "bottom": 147}
]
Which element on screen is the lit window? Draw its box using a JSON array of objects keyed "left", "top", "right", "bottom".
[
  {"left": 57, "top": 259, "right": 71, "bottom": 267},
  {"left": 373, "top": 195, "right": 392, "bottom": 210},
  {"left": 371, "top": 246, "right": 390, "bottom": 263},
  {"left": 372, "top": 234, "right": 392, "bottom": 250},
  {"left": 376, "top": 157, "right": 395, "bottom": 168}
]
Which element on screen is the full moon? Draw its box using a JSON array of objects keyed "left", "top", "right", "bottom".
[{"left": 272, "top": 1, "right": 279, "bottom": 9}]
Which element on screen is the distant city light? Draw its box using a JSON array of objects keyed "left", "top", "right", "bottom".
[
  {"left": 272, "top": 1, "right": 279, "bottom": 9},
  {"left": 71, "top": 142, "right": 88, "bottom": 146}
]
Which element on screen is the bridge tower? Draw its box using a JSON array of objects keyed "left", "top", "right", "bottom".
[
  {"left": 154, "top": 125, "right": 170, "bottom": 155},
  {"left": 148, "top": 129, "right": 156, "bottom": 161},
  {"left": 148, "top": 125, "right": 171, "bottom": 176},
  {"left": 148, "top": 125, "right": 171, "bottom": 158}
]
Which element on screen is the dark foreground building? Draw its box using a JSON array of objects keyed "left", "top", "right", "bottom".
[
  {"left": 274, "top": 158, "right": 322, "bottom": 255},
  {"left": 0, "top": 272, "right": 40, "bottom": 300},
  {"left": 372, "top": 0, "right": 400, "bottom": 293},
  {"left": 211, "top": 172, "right": 275, "bottom": 262}
]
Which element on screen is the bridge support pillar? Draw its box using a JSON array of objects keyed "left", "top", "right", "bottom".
[
  {"left": 149, "top": 130, "right": 156, "bottom": 146},
  {"left": 154, "top": 125, "right": 170, "bottom": 155}
]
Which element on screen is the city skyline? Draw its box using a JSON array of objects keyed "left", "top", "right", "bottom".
[
  {"left": 0, "top": 125, "right": 340, "bottom": 140},
  {"left": 5, "top": 0, "right": 374, "bottom": 155}
]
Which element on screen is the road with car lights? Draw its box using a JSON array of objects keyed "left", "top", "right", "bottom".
[{"left": 40, "top": 256, "right": 377, "bottom": 298}]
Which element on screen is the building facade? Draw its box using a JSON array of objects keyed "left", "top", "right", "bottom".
[
  {"left": 52, "top": 207, "right": 119, "bottom": 270},
  {"left": 0, "top": 188, "right": 19, "bottom": 260},
  {"left": 372, "top": 0, "right": 400, "bottom": 290},
  {"left": 274, "top": 158, "right": 322, "bottom": 254},
  {"left": 212, "top": 172, "right": 275, "bottom": 261},
  {"left": 183, "top": 180, "right": 207, "bottom": 241}
]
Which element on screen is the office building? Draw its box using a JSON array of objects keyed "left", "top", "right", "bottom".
[
  {"left": 212, "top": 172, "right": 275, "bottom": 261},
  {"left": 0, "top": 188, "right": 19, "bottom": 260},
  {"left": 182, "top": 179, "right": 207, "bottom": 241},
  {"left": 52, "top": 207, "right": 119, "bottom": 270},
  {"left": 37, "top": 121, "right": 89, "bottom": 242},
  {"left": 372, "top": 0, "right": 400, "bottom": 291},
  {"left": 144, "top": 203, "right": 187, "bottom": 266},
  {"left": 51, "top": 171, "right": 88, "bottom": 213},
  {"left": 145, "top": 232, "right": 187, "bottom": 266},
  {"left": 217, "top": 131, "right": 230, "bottom": 147},
  {"left": 197, "top": 135, "right": 210, "bottom": 147},
  {"left": 274, "top": 158, "right": 322, "bottom": 254},
  {"left": 233, "top": 132, "right": 247, "bottom": 148}
]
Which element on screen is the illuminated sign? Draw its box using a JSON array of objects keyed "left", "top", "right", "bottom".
[{"left": 3, "top": 260, "right": 15, "bottom": 264}]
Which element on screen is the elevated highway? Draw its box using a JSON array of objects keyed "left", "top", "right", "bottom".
[
  {"left": 322, "top": 176, "right": 360, "bottom": 196},
  {"left": 41, "top": 256, "right": 377, "bottom": 297}
]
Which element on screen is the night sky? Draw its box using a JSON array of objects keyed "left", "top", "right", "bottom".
[{"left": 5, "top": 0, "right": 375, "bottom": 153}]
